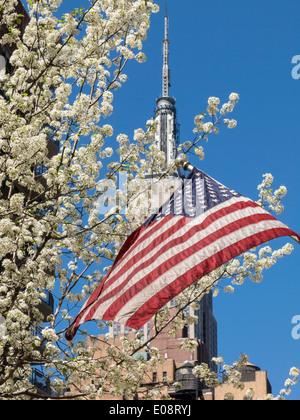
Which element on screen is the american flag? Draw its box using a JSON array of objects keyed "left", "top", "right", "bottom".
[{"left": 66, "top": 167, "right": 300, "bottom": 340}]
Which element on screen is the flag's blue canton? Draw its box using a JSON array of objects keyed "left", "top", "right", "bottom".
[{"left": 145, "top": 168, "right": 242, "bottom": 226}]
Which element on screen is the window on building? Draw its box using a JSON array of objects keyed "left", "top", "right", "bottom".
[
  {"left": 182, "top": 325, "right": 189, "bottom": 338},
  {"left": 153, "top": 372, "right": 157, "bottom": 383},
  {"left": 2, "top": 45, "right": 13, "bottom": 74}
]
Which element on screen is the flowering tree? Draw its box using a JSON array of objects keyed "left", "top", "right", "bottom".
[{"left": 0, "top": 0, "right": 298, "bottom": 400}]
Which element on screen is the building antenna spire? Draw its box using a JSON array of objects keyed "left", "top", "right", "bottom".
[
  {"left": 162, "top": 4, "right": 170, "bottom": 97},
  {"left": 154, "top": 5, "right": 179, "bottom": 168}
]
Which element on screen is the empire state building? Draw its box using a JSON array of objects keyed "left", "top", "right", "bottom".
[{"left": 111, "top": 8, "right": 218, "bottom": 371}]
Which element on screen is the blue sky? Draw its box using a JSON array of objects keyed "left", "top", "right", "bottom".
[{"left": 57, "top": 0, "right": 300, "bottom": 398}]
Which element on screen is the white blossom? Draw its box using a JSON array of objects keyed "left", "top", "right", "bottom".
[
  {"left": 0, "top": 0, "right": 297, "bottom": 401},
  {"left": 227, "top": 119, "right": 237, "bottom": 129}
]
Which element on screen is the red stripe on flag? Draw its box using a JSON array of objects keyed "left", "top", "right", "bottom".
[
  {"left": 98, "top": 212, "right": 278, "bottom": 322},
  {"left": 126, "top": 227, "right": 295, "bottom": 329},
  {"left": 67, "top": 217, "right": 177, "bottom": 338},
  {"left": 97, "top": 200, "right": 261, "bottom": 296},
  {"left": 72, "top": 200, "right": 260, "bottom": 336},
  {"left": 68, "top": 225, "right": 146, "bottom": 337},
  {"left": 100, "top": 216, "right": 186, "bottom": 292}
]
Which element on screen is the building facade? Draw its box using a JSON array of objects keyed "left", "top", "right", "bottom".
[
  {"left": 0, "top": 1, "right": 56, "bottom": 396},
  {"left": 0, "top": 1, "right": 30, "bottom": 74},
  {"left": 213, "top": 363, "right": 272, "bottom": 401},
  {"left": 192, "top": 293, "right": 218, "bottom": 371}
]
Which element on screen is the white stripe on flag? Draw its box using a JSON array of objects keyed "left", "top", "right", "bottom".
[
  {"left": 92, "top": 197, "right": 251, "bottom": 307},
  {"left": 90, "top": 208, "right": 284, "bottom": 325},
  {"left": 109, "top": 196, "right": 244, "bottom": 278},
  {"left": 92, "top": 202, "right": 269, "bottom": 306},
  {"left": 113, "top": 218, "right": 286, "bottom": 325}
]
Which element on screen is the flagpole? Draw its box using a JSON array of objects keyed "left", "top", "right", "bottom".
[{"left": 175, "top": 156, "right": 194, "bottom": 172}]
